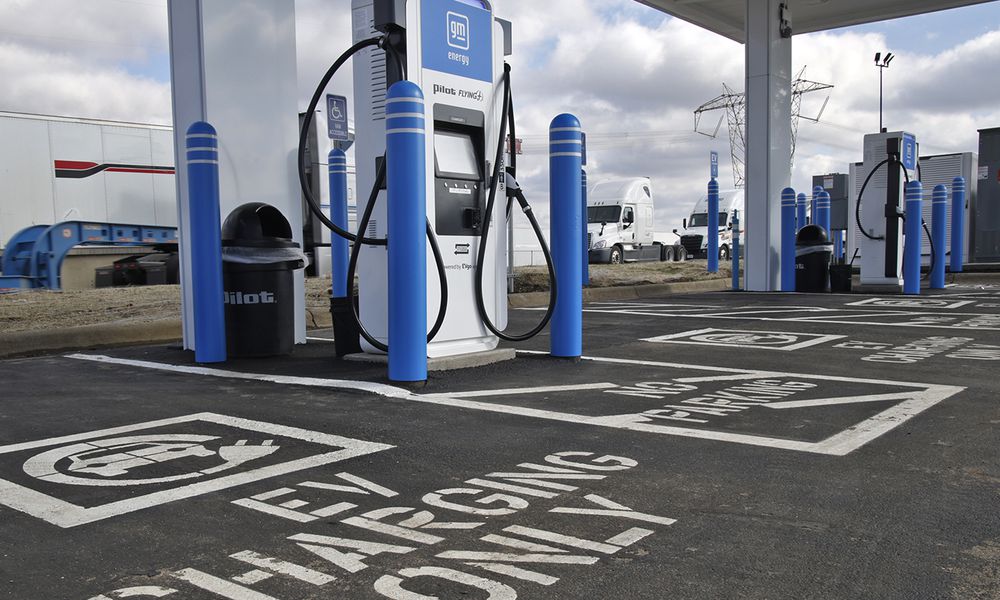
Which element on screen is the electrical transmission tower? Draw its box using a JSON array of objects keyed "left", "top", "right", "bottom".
[{"left": 694, "top": 68, "right": 833, "bottom": 188}]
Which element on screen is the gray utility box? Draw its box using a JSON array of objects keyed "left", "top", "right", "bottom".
[
  {"left": 977, "top": 127, "right": 1000, "bottom": 262},
  {"left": 812, "top": 173, "right": 849, "bottom": 231}
]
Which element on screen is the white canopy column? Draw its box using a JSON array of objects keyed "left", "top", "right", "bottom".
[
  {"left": 743, "top": 0, "right": 791, "bottom": 291},
  {"left": 168, "top": 1, "right": 305, "bottom": 349}
]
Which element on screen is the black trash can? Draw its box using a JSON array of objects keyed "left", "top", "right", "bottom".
[
  {"left": 221, "top": 203, "right": 305, "bottom": 357},
  {"left": 795, "top": 225, "right": 833, "bottom": 293}
]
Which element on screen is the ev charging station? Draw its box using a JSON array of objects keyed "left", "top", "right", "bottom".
[
  {"left": 351, "top": 0, "right": 510, "bottom": 358},
  {"left": 856, "top": 130, "right": 919, "bottom": 290},
  {"left": 168, "top": 0, "right": 569, "bottom": 378}
]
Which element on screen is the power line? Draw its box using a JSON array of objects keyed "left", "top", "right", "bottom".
[{"left": 693, "top": 67, "right": 834, "bottom": 188}]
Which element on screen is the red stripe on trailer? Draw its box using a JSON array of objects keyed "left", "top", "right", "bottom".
[{"left": 54, "top": 160, "right": 99, "bottom": 171}]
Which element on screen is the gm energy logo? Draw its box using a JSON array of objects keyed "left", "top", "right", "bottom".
[{"left": 446, "top": 11, "right": 470, "bottom": 50}]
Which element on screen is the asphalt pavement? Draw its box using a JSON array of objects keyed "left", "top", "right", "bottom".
[{"left": 1, "top": 284, "right": 998, "bottom": 599}]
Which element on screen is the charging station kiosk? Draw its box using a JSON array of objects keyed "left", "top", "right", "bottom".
[
  {"left": 351, "top": 0, "right": 511, "bottom": 357},
  {"left": 856, "top": 130, "right": 918, "bottom": 290}
]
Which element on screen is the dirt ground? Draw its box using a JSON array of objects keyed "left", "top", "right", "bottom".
[
  {"left": 515, "top": 259, "right": 731, "bottom": 292},
  {"left": 0, "top": 261, "right": 728, "bottom": 333}
]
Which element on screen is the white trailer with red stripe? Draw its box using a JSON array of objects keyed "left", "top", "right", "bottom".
[{"left": 0, "top": 111, "right": 178, "bottom": 253}]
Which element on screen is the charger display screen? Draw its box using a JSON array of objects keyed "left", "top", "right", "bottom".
[{"left": 434, "top": 131, "right": 480, "bottom": 179}]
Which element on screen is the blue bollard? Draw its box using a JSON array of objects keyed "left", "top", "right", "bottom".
[
  {"left": 581, "top": 168, "right": 590, "bottom": 286},
  {"left": 385, "top": 81, "right": 427, "bottom": 382},
  {"left": 833, "top": 230, "right": 844, "bottom": 262},
  {"left": 904, "top": 181, "right": 923, "bottom": 295},
  {"left": 550, "top": 114, "right": 583, "bottom": 358},
  {"left": 796, "top": 193, "right": 807, "bottom": 231},
  {"left": 732, "top": 209, "right": 741, "bottom": 291},
  {"left": 811, "top": 186, "right": 823, "bottom": 225},
  {"left": 707, "top": 179, "right": 720, "bottom": 273},
  {"left": 328, "top": 149, "right": 350, "bottom": 299},
  {"left": 931, "top": 184, "right": 948, "bottom": 289},
  {"left": 186, "top": 121, "right": 226, "bottom": 364},
  {"left": 816, "top": 190, "right": 832, "bottom": 237},
  {"left": 951, "top": 176, "right": 966, "bottom": 273},
  {"left": 781, "top": 187, "right": 797, "bottom": 292}
]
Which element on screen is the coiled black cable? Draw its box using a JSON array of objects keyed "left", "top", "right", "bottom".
[
  {"left": 855, "top": 158, "right": 890, "bottom": 241},
  {"left": 298, "top": 35, "right": 448, "bottom": 349},
  {"left": 474, "top": 64, "right": 557, "bottom": 341}
]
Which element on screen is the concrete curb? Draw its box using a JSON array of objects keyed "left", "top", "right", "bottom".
[
  {"left": 508, "top": 278, "right": 731, "bottom": 308},
  {"left": 2, "top": 282, "right": 730, "bottom": 359},
  {"left": 1, "top": 318, "right": 183, "bottom": 360}
]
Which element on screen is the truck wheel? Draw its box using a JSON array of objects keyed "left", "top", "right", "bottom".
[
  {"left": 719, "top": 245, "right": 730, "bottom": 261},
  {"left": 660, "top": 244, "right": 673, "bottom": 262},
  {"left": 673, "top": 244, "right": 686, "bottom": 262},
  {"left": 609, "top": 245, "right": 624, "bottom": 264}
]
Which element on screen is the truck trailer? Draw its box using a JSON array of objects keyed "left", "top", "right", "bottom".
[{"left": 0, "top": 111, "right": 178, "bottom": 250}]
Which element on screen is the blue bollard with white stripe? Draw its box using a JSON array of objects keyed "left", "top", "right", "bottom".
[
  {"left": 732, "top": 209, "right": 741, "bottom": 291},
  {"left": 550, "top": 114, "right": 583, "bottom": 358},
  {"left": 385, "top": 81, "right": 427, "bottom": 382},
  {"left": 781, "top": 187, "right": 797, "bottom": 292},
  {"left": 951, "top": 176, "right": 966, "bottom": 273},
  {"left": 904, "top": 181, "right": 923, "bottom": 295},
  {"left": 816, "top": 190, "right": 832, "bottom": 237},
  {"left": 833, "top": 230, "right": 844, "bottom": 262},
  {"left": 796, "top": 192, "right": 807, "bottom": 231},
  {"left": 707, "top": 179, "right": 720, "bottom": 273},
  {"left": 582, "top": 168, "right": 590, "bottom": 286},
  {"left": 186, "top": 121, "right": 226, "bottom": 364},
  {"left": 931, "top": 184, "right": 948, "bottom": 289},
  {"left": 328, "top": 148, "right": 350, "bottom": 299}
]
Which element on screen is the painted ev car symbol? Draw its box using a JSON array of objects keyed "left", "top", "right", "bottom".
[
  {"left": 22, "top": 434, "right": 280, "bottom": 487},
  {"left": 689, "top": 332, "right": 799, "bottom": 346}
]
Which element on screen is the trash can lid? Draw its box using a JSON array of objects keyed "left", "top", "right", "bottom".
[
  {"left": 222, "top": 203, "right": 297, "bottom": 248},
  {"left": 796, "top": 224, "right": 829, "bottom": 245}
]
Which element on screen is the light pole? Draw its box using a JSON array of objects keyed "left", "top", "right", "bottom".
[{"left": 875, "top": 51, "right": 893, "bottom": 132}]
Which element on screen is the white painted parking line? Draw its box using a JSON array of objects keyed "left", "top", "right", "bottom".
[
  {"left": 423, "top": 383, "right": 619, "bottom": 399},
  {"left": 764, "top": 392, "right": 915, "bottom": 410},
  {"left": 575, "top": 307, "right": 1000, "bottom": 332}
]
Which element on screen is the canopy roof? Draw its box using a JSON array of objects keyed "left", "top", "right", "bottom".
[{"left": 636, "top": 0, "right": 996, "bottom": 42}]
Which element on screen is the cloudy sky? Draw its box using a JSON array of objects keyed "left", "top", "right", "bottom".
[{"left": 1, "top": 0, "right": 999, "bottom": 232}]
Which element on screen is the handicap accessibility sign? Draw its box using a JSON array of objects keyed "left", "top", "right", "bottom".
[{"left": 326, "top": 94, "right": 349, "bottom": 141}]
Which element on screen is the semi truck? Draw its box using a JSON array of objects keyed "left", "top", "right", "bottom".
[
  {"left": 586, "top": 177, "right": 678, "bottom": 263},
  {"left": 674, "top": 189, "right": 745, "bottom": 260}
]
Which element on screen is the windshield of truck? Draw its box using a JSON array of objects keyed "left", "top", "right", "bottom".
[
  {"left": 588, "top": 206, "right": 622, "bottom": 223},
  {"left": 689, "top": 212, "right": 729, "bottom": 228}
]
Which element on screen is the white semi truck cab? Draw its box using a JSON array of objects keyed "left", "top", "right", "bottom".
[
  {"left": 675, "top": 189, "right": 745, "bottom": 260},
  {"left": 587, "top": 177, "right": 669, "bottom": 264}
]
